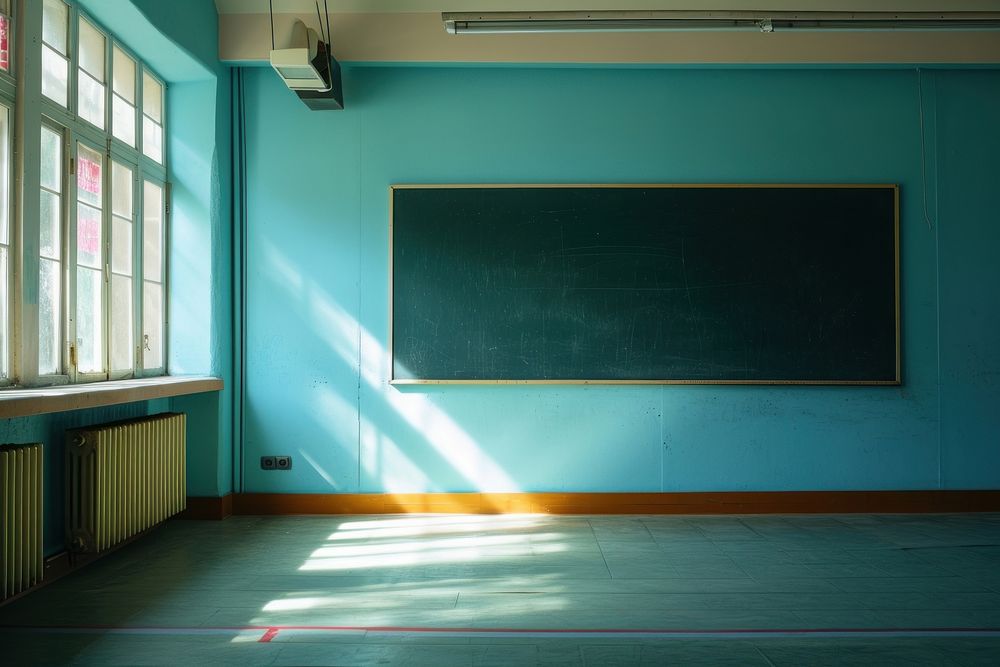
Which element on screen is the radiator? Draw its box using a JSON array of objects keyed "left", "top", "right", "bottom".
[
  {"left": 0, "top": 443, "right": 43, "bottom": 601},
  {"left": 66, "top": 413, "right": 186, "bottom": 553}
]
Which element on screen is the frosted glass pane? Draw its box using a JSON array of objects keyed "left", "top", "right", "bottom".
[
  {"left": 39, "top": 257, "right": 61, "bottom": 375},
  {"left": 142, "top": 117, "right": 162, "bottom": 163},
  {"left": 42, "top": 46, "right": 69, "bottom": 107},
  {"left": 112, "top": 161, "right": 132, "bottom": 218},
  {"left": 39, "top": 191, "right": 61, "bottom": 260},
  {"left": 111, "top": 274, "right": 133, "bottom": 372},
  {"left": 112, "top": 215, "right": 132, "bottom": 275},
  {"left": 113, "top": 46, "right": 135, "bottom": 103},
  {"left": 143, "top": 281, "right": 162, "bottom": 370},
  {"left": 78, "top": 18, "right": 105, "bottom": 80},
  {"left": 77, "top": 203, "right": 102, "bottom": 269},
  {"left": 0, "top": 105, "right": 8, "bottom": 246},
  {"left": 76, "top": 266, "right": 103, "bottom": 373},
  {"left": 0, "top": 248, "right": 7, "bottom": 379},
  {"left": 143, "top": 182, "right": 163, "bottom": 281},
  {"left": 77, "top": 144, "right": 102, "bottom": 207},
  {"left": 40, "top": 126, "right": 62, "bottom": 192},
  {"left": 143, "top": 72, "right": 162, "bottom": 122},
  {"left": 112, "top": 95, "right": 136, "bottom": 147},
  {"left": 78, "top": 72, "right": 106, "bottom": 129},
  {"left": 42, "top": 0, "right": 68, "bottom": 54}
]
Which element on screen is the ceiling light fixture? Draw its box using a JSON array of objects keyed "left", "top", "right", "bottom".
[{"left": 443, "top": 10, "right": 1000, "bottom": 34}]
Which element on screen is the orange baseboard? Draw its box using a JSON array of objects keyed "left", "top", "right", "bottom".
[
  {"left": 179, "top": 494, "right": 234, "bottom": 520},
  {"left": 223, "top": 490, "right": 1000, "bottom": 516}
]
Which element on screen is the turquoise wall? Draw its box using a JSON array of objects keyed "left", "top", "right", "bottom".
[
  {"left": 241, "top": 65, "right": 1000, "bottom": 494},
  {"left": 82, "top": 0, "right": 235, "bottom": 499}
]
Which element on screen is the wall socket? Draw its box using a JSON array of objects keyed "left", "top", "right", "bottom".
[{"left": 260, "top": 456, "right": 292, "bottom": 470}]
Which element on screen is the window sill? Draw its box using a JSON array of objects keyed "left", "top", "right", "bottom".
[{"left": 0, "top": 376, "right": 224, "bottom": 419}]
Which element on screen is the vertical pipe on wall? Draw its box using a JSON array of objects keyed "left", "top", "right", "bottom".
[
  {"left": 915, "top": 67, "right": 942, "bottom": 490},
  {"left": 231, "top": 68, "right": 248, "bottom": 493}
]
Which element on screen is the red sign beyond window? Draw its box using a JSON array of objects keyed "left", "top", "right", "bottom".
[
  {"left": 0, "top": 16, "right": 9, "bottom": 72},
  {"left": 78, "top": 156, "right": 102, "bottom": 256},
  {"left": 78, "top": 155, "right": 101, "bottom": 196},
  {"left": 79, "top": 210, "right": 100, "bottom": 256}
]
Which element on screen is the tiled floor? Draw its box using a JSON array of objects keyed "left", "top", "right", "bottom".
[{"left": 2, "top": 513, "right": 1000, "bottom": 665}]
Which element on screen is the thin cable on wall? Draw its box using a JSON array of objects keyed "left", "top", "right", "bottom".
[
  {"left": 269, "top": 0, "right": 275, "bottom": 50},
  {"left": 917, "top": 68, "right": 935, "bottom": 231}
]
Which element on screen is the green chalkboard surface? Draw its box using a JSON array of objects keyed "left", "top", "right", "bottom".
[{"left": 390, "top": 185, "right": 899, "bottom": 384}]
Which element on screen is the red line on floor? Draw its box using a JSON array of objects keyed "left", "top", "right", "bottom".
[
  {"left": 2, "top": 624, "right": 1000, "bottom": 635},
  {"left": 258, "top": 628, "right": 280, "bottom": 643}
]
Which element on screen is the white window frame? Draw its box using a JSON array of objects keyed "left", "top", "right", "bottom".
[
  {"left": 0, "top": 0, "right": 16, "bottom": 386},
  {"left": 36, "top": 118, "right": 68, "bottom": 385},
  {"left": 0, "top": 99, "right": 12, "bottom": 386},
  {"left": 8, "top": 0, "right": 169, "bottom": 387},
  {"left": 140, "top": 175, "right": 166, "bottom": 376}
]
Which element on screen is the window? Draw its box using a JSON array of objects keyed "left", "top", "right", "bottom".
[
  {"left": 0, "top": 104, "right": 9, "bottom": 381},
  {"left": 74, "top": 141, "right": 104, "bottom": 376},
  {"left": 2, "top": 2, "right": 168, "bottom": 386},
  {"left": 110, "top": 161, "right": 134, "bottom": 374},
  {"left": 39, "top": 125, "right": 63, "bottom": 376},
  {"left": 112, "top": 46, "right": 136, "bottom": 146},
  {"left": 78, "top": 18, "right": 106, "bottom": 129},
  {"left": 142, "top": 180, "right": 164, "bottom": 370},
  {"left": 142, "top": 72, "right": 163, "bottom": 163},
  {"left": 42, "top": 0, "right": 69, "bottom": 107}
]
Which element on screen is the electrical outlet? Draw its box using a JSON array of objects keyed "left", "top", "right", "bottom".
[
  {"left": 260, "top": 456, "right": 276, "bottom": 470},
  {"left": 275, "top": 456, "right": 292, "bottom": 470}
]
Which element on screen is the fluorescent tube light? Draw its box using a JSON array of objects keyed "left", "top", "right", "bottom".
[{"left": 443, "top": 11, "right": 1000, "bottom": 34}]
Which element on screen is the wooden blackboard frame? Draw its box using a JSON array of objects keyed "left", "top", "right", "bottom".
[{"left": 389, "top": 184, "right": 900, "bottom": 386}]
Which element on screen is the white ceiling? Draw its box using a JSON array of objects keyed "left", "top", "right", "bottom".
[{"left": 214, "top": 0, "right": 1000, "bottom": 14}]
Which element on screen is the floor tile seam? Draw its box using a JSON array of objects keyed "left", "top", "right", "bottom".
[{"left": 586, "top": 519, "right": 615, "bottom": 581}]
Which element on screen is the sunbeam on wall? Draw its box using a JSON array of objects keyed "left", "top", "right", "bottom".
[{"left": 258, "top": 239, "right": 521, "bottom": 496}]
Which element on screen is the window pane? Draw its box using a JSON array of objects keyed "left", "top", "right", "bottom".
[
  {"left": 0, "top": 105, "right": 8, "bottom": 246},
  {"left": 77, "top": 203, "right": 102, "bottom": 269},
  {"left": 39, "top": 258, "right": 61, "bottom": 374},
  {"left": 111, "top": 274, "right": 132, "bottom": 372},
  {"left": 112, "top": 161, "right": 132, "bottom": 218},
  {"left": 142, "top": 117, "right": 162, "bottom": 163},
  {"left": 0, "top": 15, "right": 10, "bottom": 73},
  {"left": 76, "top": 266, "right": 103, "bottom": 373},
  {"left": 78, "top": 71, "right": 106, "bottom": 129},
  {"left": 40, "top": 125, "right": 65, "bottom": 376},
  {"left": 142, "top": 72, "right": 162, "bottom": 123},
  {"left": 42, "top": 46, "right": 69, "bottom": 107},
  {"left": 112, "top": 161, "right": 133, "bottom": 277},
  {"left": 143, "top": 182, "right": 162, "bottom": 281},
  {"left": 0, "top": 248, "right": 7, "bottom": 379},
  {"left": 42, "top": 0, "right": 68, "bottom": 54},
  {"left": 112, "top": 215, "right": 132, "bottom": 275},
  {"left": 0, "top": 105, "right": 7, "bottom": 379},
  {"left": 39, "top": 191, "right": 61, "bottom": 259},
  {"left": 78, "top": 18, "right": 105, "bottom": 80},
  {"left": 112, "top": 96, "right": 136, "bottom": 147},
  {"left": 77, "top": 144, "right": 102, "bottom": 208},
  {"left": 41, "top": 126, "right": 62, "bottom": 192},
  {"left": 113, "top": 46, "right": 135, "bottom": 103},
  {"left": 142, "top": 281, "right": 162, "bottom": 370}
]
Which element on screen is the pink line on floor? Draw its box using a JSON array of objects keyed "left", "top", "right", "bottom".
[
  {"left": 2, "top": 624, "right": 1000, "bottom": 637},
  {"left": 257, "top": 627, "right": 280, "bottom": 643}
]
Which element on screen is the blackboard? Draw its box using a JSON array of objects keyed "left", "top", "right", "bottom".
[{"left": 390, "top": 185, "right": 899, "bottom": 385}]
